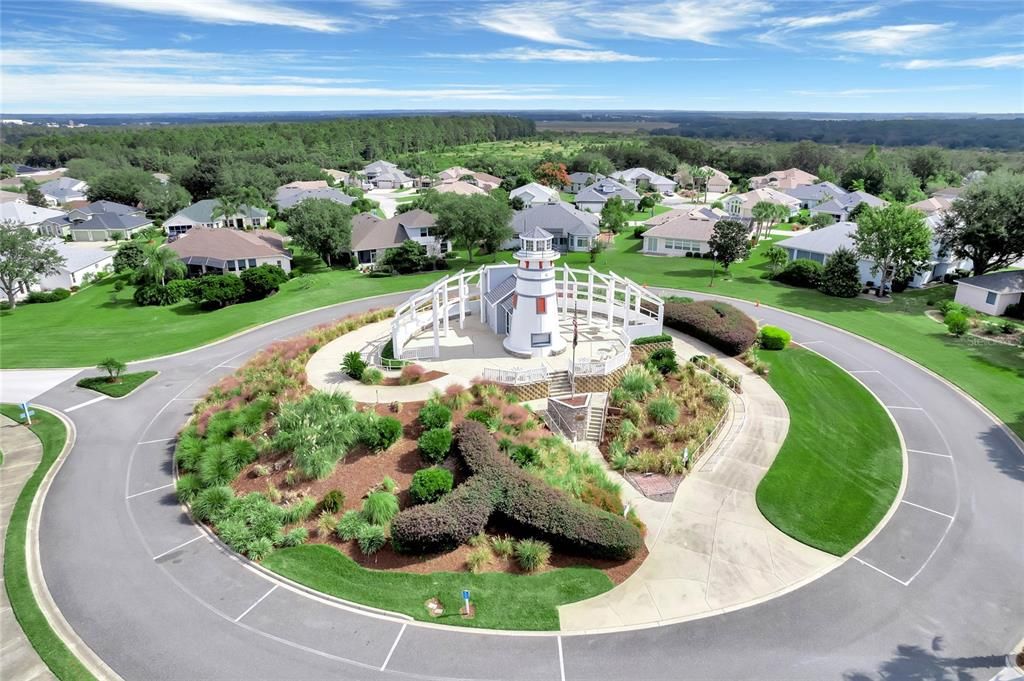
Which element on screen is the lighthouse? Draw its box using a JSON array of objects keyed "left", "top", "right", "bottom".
[{"left": 503, "top": 226, "right": 567, "bottom": 358}]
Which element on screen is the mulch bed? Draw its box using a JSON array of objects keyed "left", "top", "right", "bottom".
[{"left": 379, "top": 370, "right": 446, "bottom": 387}]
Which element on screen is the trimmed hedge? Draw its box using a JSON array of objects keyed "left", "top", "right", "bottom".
[
  {"left": 775, "top": 259, "right": 823, "bottom": 289},
  {"left": 759, "top": 326, "right": 791, "bottom": 350},
  {"left": 662, "top": 300, "right": 757, "bottom": 356},
  {"left": 391, "top": 422, "right": 643, "bottom": 560},
  {"left": 632, "top": 333, "right": 672, "bottom": 346}
]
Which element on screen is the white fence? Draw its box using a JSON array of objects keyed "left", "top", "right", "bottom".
[
  {"left": 570, "top": 330, "right": 631, "bottom": 378},
  {"left": 481, "top": 366, "right": 548, "bottom": 385}
]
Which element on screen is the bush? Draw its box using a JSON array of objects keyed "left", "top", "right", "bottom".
[
  {"left": 399, "top": 363, "right": 426, "bottom": 385},
  {"left": 175, "top": 473, "right": 202, "bottom": 503},
  {"left": 362, "top": 491, "right": 400, "bottom": 526},
  {"left": 360, "top": 414, "right": 403, "bottom": 452},
  {"left": 662, "top": 300, "right": 757, "bottom": 356},
  {"left": 360, "top": 367, "right": 383, "bottom": 385},
  {"left": 646, "top": 347, "right": 678, "bottom": 375},
  {"left": 632, "top": 333, "right": 672, "bottom": 346},
  {"left": 936, "top": 299, "right": 970, "bottom": 317},
  {"left": 240, "top": 264, "right": 288, "bottom": 300},
  {"left": 113, "top": 280, "right": 126, "bottom": 292},
  {"left": 646, "top": 396, "right": 679, "bottom": 425},
  {"left": 515, "top": 539, "right": 552, "bottom": 572},
  {"left": 133, "top": 283, "right": 182, "bottom": 306},
  {"left": 317, "top": 489, "right": 345, "bottom": 514},
  {"left": 775, "top": 258, "right": 824, "bottom": 288},
  {"left": 191, "top": 485, "right": 235, "bottom": 521},
  {"left": 619, "top": 364, "right": 658, "bottom": 400},
  {"left": 356, "top": 524, "right": 388, "bottom": 554},
  {"left": 342, "top": 351, "right": 367, "bottom": 379},
  {"left": 946, "top": 311, "right": 969, "bottom": 336},
  {"left": 113, "top": 241, "right": 145, "bottom": 272},
  {"left": 1005, "top": 302, "right": 1024, "bottom": 320},
  {"left": 274, "top": 392, "right": 361, "bottom": 479},
  {"left": 418, "top": 400, "right": 452, "bottom": 430},
  {"left": 279, "top": 527, "right": 309, "bottom": 548},
  {"left": 510, "top": 444, "right": 539, "bottom": 467},
  {"left": 337, "top": 510, "right": 368, "bottom": 540},
  {"left": 818, "top": 247, "right": 861, "bottom": 298},
  {"left": 409, "top": 467, "right": 454, "bottom": 504},
  {"left": 758, "top": 325, "right": 791, "bottom": 350},
  {"left": 166, "top": 278, "right": 197, "bottom": 301},
  {"left": 466, "top": 546, "right": 492, "bottom": 573},
  {"left": 190, "top": 273, "right": 246, "bottom": 308},
  {"left": 418, "top": 426, "right": 453, "bottom": 464},
  {"left": 491, "top": 535, "right": 515, "bottom": 558}
]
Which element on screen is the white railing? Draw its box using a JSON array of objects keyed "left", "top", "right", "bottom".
[
  {"left": 570, "top": 330, "right": 631, "bottom": 377},
  {"left": 400, "top": 345, "right": 438, "bottom": 361},
  {"left": 690, "top": 356, "right": 742, "bottom": 393},
  {"left": 482, "top": 366, "right": 548, "bottom": 385},
  {"left": 544, "top": 406, "right": 578, "bottom": 442}
]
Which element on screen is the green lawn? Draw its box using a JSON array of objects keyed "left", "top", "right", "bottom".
[
  {"left": 0, "top": 404, "right": 94, "bottom": 681},
  {"left": 75, "top": 371, "right": 157, "bottom": 397},
  {"left": 559, "top": 191, "right": 575, "bottom": 203},
  {"left": 263, "top": 544, "right": 612, "bottom": 630},
  {"left": 625, "top": 204, "right": 672, "bottom": 222},
  {"left": 754, "top": 348, "right": 903, "bottom": 556}
]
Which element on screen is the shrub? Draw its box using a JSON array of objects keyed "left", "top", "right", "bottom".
[
  {"left": 775, "top": 258, "right": 824, "bottom": 288},
  {"left": 356, "top": 523, "right": 388, "bottom": 554},
  {"left": 317, "top": 489, "right": 345, "bottom": 514},
  {"left": 418, "top": 426, "right": 453, "bottom": 464},
  {"left": 189, "top": 274, "right": 246, "bottom": 308},
  {"left": 647, "top": 396, "right": 679, "bottom": 425},
  {"left": 1005, "top": 302, "right": 1024, "bottom": 320},
  {"left": 619, "top": 364, "right": 658, "bottom": 401},
  {"left": 418, "top": 400, "right": 452, "bottom": 430},
  {"left": 466, "top": 546, "right": 492, "bottom": 573},
  {"left": 1000, "top": 320, "right": 1016, "bottom": 334},
  {"left": 274, "top": 392, "right": 360, "bottom": 479},
  {"left": 946, "top": 311, "right": 969, "bottom": 336},
  {"left": 362, "top": 491, "right": 400, "bottom": 526},
  {"left": 133, "top": 283, "right": 182, "bottom": 306},
  {"left": 279, "top": 527, "right": 309, "bottom": 548},
  {"left": 818, "top": 247, "right": 861, "bottom": 298},
  {"left": 113, "top": 241, "right": 145, "bottom": 272},
  {"left": 758, "top": 325, "right": 791, "bottom": 350},
  {"left": 166, "top": 278, "right": 197, "bottom": 301},
  {"left": 113, "top": 280, "right": 126, "bottom": 292},
  {"left": 280, "top": 496, "right": 316, "bottom": 524},
  {"left": 175, "top": 473, "right": 202, "bottom": 503},
  {"left": 409, "top": 467, "right": 454, "bottom": 504},
  {"left": 510, "top": 444, "right": 539, "bottom": 467},
  {"left": 342, "top": 351, "right": 367, "bottom": 379},
  {"left": 360, "top": 414, "right": 403, "bottom": 452},
  {"left": 465, "top": 408, "right": 500, "bottom": 432},
  {"left": 662, "top": 300, "right": 757, "bottom": 356},
  {"left": 632, "top": 333, "right": 672, "bottom": 346},
  {"left": 491, "top": 535, "right": 516, "bottom": 558},
  {"left": 240, "top": 264, "right": 288, "bottom": 300},
  {"left": 646, "top": 347, "right": 678, "bottom": 375},
  {"left": 337, "top": 510, "right": 368, "bottom": 541},
  {"left": 360, "top": 367, "right": 384, "bottom": 385},
  {"left": 515, "top": 539, "right": 552, "bottom": 572},
  {"left": 399, "top": 363, "right": 426, "bottom": 385},
  {"left": 247, "top": 536, "right": 275, "bottom": 561}
]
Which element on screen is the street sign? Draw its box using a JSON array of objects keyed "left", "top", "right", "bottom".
[{"left": 20, "top": 402, "right": 35, "bottom": 425}]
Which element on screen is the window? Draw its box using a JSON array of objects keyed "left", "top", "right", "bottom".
[
  {"left": 536, "top": 296, "right": 547, "bottom": 313},
  {"left": 512, "top": 294, "right": 517, "bottom": 308},
  {"left": 531, "top": 333, "right": 551, "bottom": 347},
  {"left": 227, "top": 260, "right": 237, "bottom": 271},
  {"left": 986, "top": 291, "right": 997, "bottom": 305},
  {"left": 248, "top": 259, "right": 257, "bottom": 267}
]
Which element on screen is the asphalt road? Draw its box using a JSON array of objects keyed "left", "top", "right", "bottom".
[{"left": 32, "top": 290, "right": 1023, "bottom": 681}]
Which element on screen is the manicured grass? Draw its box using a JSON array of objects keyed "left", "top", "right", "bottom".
[
  {"left": 559, "top": 191, "right": 575, "bottom": 203},
  {"left": 754, "top": 348, "right": 902, "bottom": 556},
  {"left": 75, "top": 371, "right": 157, "bottom": 398},
  {"left": 625, "top": 204, "right": 672, "bottom": 222},
  {"left": 0, "top": 404, "right": 94, "bottom": 680},
  {"left": 263, "top": 544, "right": 613, "bottom": 630}
]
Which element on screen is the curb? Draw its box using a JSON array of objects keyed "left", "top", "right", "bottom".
[{"left": 29, "top": 406, "right": 125, "bottom": 681}]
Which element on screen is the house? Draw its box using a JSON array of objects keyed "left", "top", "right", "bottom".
[
  {"left": 783, "top": 181, "right": 848, "bottom": 210},
  {"left": 362, "top": 160, "right": 414, "bottom": 189},
  {"left": 38, "top": 201, "right": 153, "bottom": 241},
  {"left": 722, "top": 187, "right": 800, "bottom": 221},
  {"left": 505, "top": 202, "right": 600, "bottom": 253},
  {"left": 273, "top": 181, "right": 356, "bottom": 211},
  {"left": 321, "top": 168, "right": 355, "bottom": 186},
  {"left": 0, "top": 189, "right": 25, "bottom": 204},
  {"left": 954, "top": 270, "right": 1023, "bottom": 316},
  {"left": 0, "top": 201, "right": 66, "bottom": 232},
  {"left": 776, "top": 216, "right": 967, "bottom": 289},
  {"left": 471, "top": 172, "right": 502, "bottom": 192},
  {"left": 699, "top": 166, "right": 732, "bottom": 194},
  {"left": 565, "top": 172, "right": 604, "bottom": 193},
  {"left": 350, "top": 209, "right": 448, "bottom": 265},
  {"left": 612, "top": 168, "right": 676, "bottom": 194},
  {"left": 510, "top": 182, "right": 559, "bottom": 208},
  {"left": 641, "top": 207, "right": 725, "bottom": 256},
  {"left": 39, "top": 240, "right": 115, "bottom": 290},
  {"left": 433, "top": 180, "right": 487, "bottom": 196},
  {"left": 164, "top": 199, "right": 270, "bottom": 237},
  {"left": 810, "top": 191, "right": 887, "bottom": 222},
  {"left": 749, "top": 168, "right": 819, "bottom": 190},
  {"left": 166, "top": 228, "right": 292, "bottom": 276},
  {"left": 908, "top": 196, "right": 955, "bottom": 217},
  {"left": 574, "top": 178, "right": 641, "bottom": 213},
  {"left": 437, "top": 166, "right": 475, "bottom": 182},
  {"left": 932, "top": 186, "right": 964, "bottom": 200},
  {"left": 38, "top": 177, "right": 88, "bottom": 206}
]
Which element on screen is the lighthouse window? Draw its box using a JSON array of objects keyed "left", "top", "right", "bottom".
[
  {"left": 536, "top": 297, "right": 547, "bottom": 313},
  {"left": 512, "top": 294, "right": 517, "bottom": 308},
  {"left": 530, "top": 333, "right": 551, "bottom": 347}
]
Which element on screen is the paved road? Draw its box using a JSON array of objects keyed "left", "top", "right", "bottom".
[{"left": 31, "top": 291, "right": 1023, "bottom": 680}]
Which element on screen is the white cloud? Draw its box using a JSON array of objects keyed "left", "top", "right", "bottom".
[
  {"left": 80, "top": 0, "right": 347, "bottom": 33},
  {"left": 775, "top": 6, "right": 880, "bottom": 30},
  {"left": 789, "top": 84, "right": 987, "bottom": 98},
  {"left": 585, "top": 0, "right": 768, "bottom": 44},
  {"left": 829, "top": 23, "right": 951, "bottom": 54},
  {"left": 425, "top": 47, "right": 656, "bottom": 63},
  {"left": 893, "top": 53, "right": 1024, "bottom": 69},
  {"left": 477, "top": 2, "right": 589, "bottom": 47},
  {"left": 173, "top": 32, "right": 200, "bottom": 43}
]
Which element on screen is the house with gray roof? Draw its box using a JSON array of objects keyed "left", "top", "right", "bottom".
[
  {"left": 39, "top": 240, "right": 115, "bottom": 290},
  {"left": 612, "top": 168, "right": 676, "bottom": 194},
  {"left": 164, "top": 199, "right": 269, "bottom": 237},
  {"left": 362, "top": 160, "right": 414, "bottom": 189},
  {"left": 505, "top": 202, "right": 600, "bottom": 252},
  {"left": 0, "top": 201, "right": 66, "bottom": 231},
  {"left": 39, "top": 176, "right": 88, "bottom": 207},
  {"left": 274, "top": 181, "right": 356, "bottom": 211},
  {"left": 349, "top": 209, "right": 447, "bottom": 266},
  {"left": 564, "top": 172, "right": 604, "bottom": 193},
  {"left": 574, "top": 178, "right": 641, "bottom": 213},
  {"left": 810, "top": 190, "right": 887, "bottom": 222},
  {"left": 38, "top": 201, "right": 152, "bottom": 241},
  {"left": 954, "top": 270, "right": 1023, "bottom": 316},
  {"left": 783, "top": 181, "right": 848, "bottom": 210},
  {"left": 510, "top": 182, "right": 559, "bottom": 208}
]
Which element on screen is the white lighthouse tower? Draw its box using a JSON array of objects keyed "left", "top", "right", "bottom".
[{"left": 503, "top": 226, "right": 567, "bottom": 358}]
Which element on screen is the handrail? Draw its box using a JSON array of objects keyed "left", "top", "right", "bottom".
[
  {"left": 690, "top": 356, "right": 742, "bottom": 393},
  {"left": 545, "top": 405, "right": 578, "bottom": 442},
  {"left": 690, "top": 399, "right": 731, "bottom": 465},
  {"left": 482, "top": 366, "right": 548, "bottom": 385}
]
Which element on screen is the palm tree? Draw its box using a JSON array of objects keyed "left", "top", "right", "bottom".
[
  {"left": 141, "top": 243, "right": 185, "bottom": 286},
  {"left": 691, "top": 167, "right": 713, "bottom": 203},
  {"left": 773, "top": 203, "right": 792, "bottom": 231},
  {"left": 211, "top": 196, "right": 241, "bottom": 229},
  {"left": 751, "top": 201, "right": 774, "bottom": 241}
]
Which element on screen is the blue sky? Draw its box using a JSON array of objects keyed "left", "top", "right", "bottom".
[{"left": 1, "top": 0, "right": 1022, "bottom": 113}]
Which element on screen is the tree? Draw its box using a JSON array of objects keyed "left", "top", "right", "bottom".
[
  {"left": 24, "top": 181, "right": 47, "bottom": 207},
  {"left": 765, "top": 245, "right": 788, "bottom": 277},
  {"left": 138, "top": 243, "right": 185, "bottom": 286},
  {"left": 691, "top": 166, "right": 713, "bottom": 203},
  {"left": 239, "top": 264, "right": 288, "bottom": 299},
  {"left": 936, "top": 172, "right": 1024, "bottom": 276},
  {"left": 534, "top": 162, "right": 570, "bottom": 188},
  {"left": 0, "top": 221, "right": 66, "bottom": 310},
  {"left": 380, "top": 240, "right": 428, "bottom": 274},
  {"left": 599, "top": 196, "right": 629, "bottom": 234},
  {"left": 113, "top": 241, "right": 145, "bottom": 272},
  {"left": 707, "top": 219, "right": 750, "bottom": 285},
  {"left": 810, "top": 213, "right": 834, "bottom": 230},
  {"left": 852, "top": 204, "right": 933, "bottom": 297},
  {"left": 189, "top": 273, "right": 246, "bottom": 308},
  {"left": 816, "top": 164, "right": 839, "bottom": 184},
  {"left": 907, "top": 148, "right": 949, "bottom": 186},
  {"left": 882, "top": 164, "right": 926, "bottom": 203},
  {"left": 87, "top": 167, "right": 157, "bottom": 205},
  {"left": 0, "top": 164, "right": 13, "bottom": 179},
  {"left": 97, "top": 357, "right": 127, "bottom": 383},
  {"left": 433, "top": 194, "right": 512, "bottom": 262},
  {"left": 638, "top": 194, "right": 657, "bottom": 215},
  {"left": 138, "top": 182, "right": 191, "bottom": 220},
  {"left": 819, "top": 247, "right": 861, "bottom": 298},
  {"left": 841, "top": 146, "right": 889, "bottom": 195},
  {"left": 211, "top": 195, "right": 241, "bottom": 229},
  {"left": 286, "top": 199, "right": 353, "bottom": 266},
  {"left": 751, "top": 201, "right": 775, "bottom": 241}
]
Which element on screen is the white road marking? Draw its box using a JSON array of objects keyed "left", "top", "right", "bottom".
[
  {"left": 908, "top": 448, "right": 953, "bottom": 459},
  {"left": 853, "top": 557, "right": 909, "bottom": 586},
  {"left": 557, "top": 635, "right": 566, "bottom": 681},
  {"left": 235, "top": 585, "right": 278, "bottom": 622},
  {"left": 797, "top": 340, "right": 823, "bottom": 345},
  {"left": 138, "top": 438, "right": 174, "bottom": 445},
  {"left": 171, "top": 397, "right": 200, "bottom": 402},
  {"left": 902, "top": 499, "right": 955, "bottom": 520},
  {"left": 380, "top": 622, "right": 406, "bottom": 671},
  {"left": 65, "top": 395, "right": 107, "bottom": 412},
  {"left": 849, "top": 370, "right": 881, "bottom": 374},
  {"left": 126, "top": 483, "right": 175, "bottom": 499},
  {"left": 152, "top": 535, "right": 205, "bottom": 561},
  {"left": 886, "top": 405, "right": 924, "bottom": 410}
]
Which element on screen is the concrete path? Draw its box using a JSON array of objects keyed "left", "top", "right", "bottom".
[
  {"left": 0, "top": 414, "right": 57, "bottom": 681},
  {"left": 559, "top": 332, "right": 838, "bottom": 631},
  {"left": 0, "top": 370, "right": 82, "bottom": 405}
]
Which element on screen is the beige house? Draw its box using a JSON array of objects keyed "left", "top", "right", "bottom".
[
  {"left": 433, "top": 180, "right": 487, "bottom": 196},
  {"left": 166, "top": 228, "right": 291, "bottom": 275},
  {"left": 700, "top": 166, "right": 732, "bottom": 193},
  {"left": 722, "top": 187, "right": 800, "bottom": 220},
  {"left": 749, "top": 167, "right": 819, "bottom": 190},
  {"left": 908, "top": 196, "right": 955, "bottom": 216},
  {"left": 954, "top": 271, "right": 1023, "bottom": 316},
  {"left": 641, "top": 207, "right": 724, "bottom": 256}
]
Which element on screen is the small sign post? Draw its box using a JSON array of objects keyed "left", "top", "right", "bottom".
[
  {"left": 19, "top": 402, "right": 35, "bottom": 426},
  {"left": 462, "top": 589, "right": 470, "bottom": 613}
]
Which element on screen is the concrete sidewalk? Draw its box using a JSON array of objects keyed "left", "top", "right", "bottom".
[
  {"left": 0, "top": 414, "right": 56, "bottom": 681},
  {"left": 558, "top": 336, "right": 838, "bottom": 632}
]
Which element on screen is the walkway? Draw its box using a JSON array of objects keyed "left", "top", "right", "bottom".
[
  {"left": 559, "top": 332, "right": 837, "bottom": 631},
  {"left": 0, "top": 414, "right": 56, "bottom": 681}
]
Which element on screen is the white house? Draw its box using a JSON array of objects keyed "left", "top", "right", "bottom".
[
  {"left": 722, "top": 187, "right": 800, "bottom": 221},
  {"left": 164, "top": 199, "right": 270, "bottom": 237},
  {"left": 782, "top": 181, "right": 847, "bottom": 210},
  {"left": 3, "top": 239, "right": 114, "bottom": 299},
  {"left": 165, "top": 228, "right": 292, "bottom": 276},
  {"left": 38, "top": 201, "right": 152, "bottom": 241},
  {"left": 641, "top": 207, "right": 725, "bottom": 257},
  {"left": 810, "top": 191, "right": 887, "bottom": 222},
  {"left": 953, "top": 270, "right": 1023, "bottom": 316},
  {"left": 362, "top": 160, "right": 414, "bottom": 189},
  {"left": 506, "top": 202, "right": 600, "bottom": 253},
  {"left": 0, "top": 202, "right": 66, "bottom": 232},
  {"left": 510, "top": 182, "right": 559, "bottom": 208},
  {"left": 574, "top": 178, "right": 640, "bottom": 213},
  {"left": 612, "top": 168, "right": 676, "bottom": 194},
  {"left": 349, "top": 209, "right": 449, "bottom": 265},
  {"left": 38, "top": 177, "right": 88, "bottom": 206},
  {"left": 749, "top": 167, "right": 818, "bottom": 190}
]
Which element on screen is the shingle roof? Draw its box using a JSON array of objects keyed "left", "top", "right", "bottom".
[
  {"left": 484, "top": 275, "right": 516, "bottom": 305},
  {"left": 783, "top": 181, "right": 847, "bottom": 202},
  {"left": 728, "top": 187, "right": 801, "bottom": 207},
  {"left": 575, "top": 178, "right": 641, "bottom": 204},
  {"left": 0, "top": 202, "right": 65, "bottom": 225},
  {"left": 511, "top": 202, "right": 599, "bottom": 237},
  {"left": 510, "top": 182, "right": 559, "bottom": 204},
  {"left": 166, "top": 228, "right": 289, "bottom": 261},
  {"left": 567, "top": 171, "right": 602, "bottom": 183},
  {"left": 814, "top": 191, "right": 886, "bottom": 215},
  {"left": 395, "top": 209, "right": 436, "bottom": 229},
  {"left": 908, "top": 196, "right": 954, "bottom": 215},
  {"left": 275, "top": 186, "right": 355, "bottom": 210},
  {"left": 86, "top": 200, "right": 139, "bottom": 215},
  {"left": 613, "top": 168, "right": 675, "bottom": 187},
  {"left": 956, "top": 270, "right": 1024, "bottom": 294},
  {"left": 168, "top": 199, "right": 269, "bottom": 224},
  {"left": 433, "top": 180, "right": 486, "bottom": 196},
  {"left": 775, "top": 221, "right": 858, "bottom": 256},
  {"left": 39, "top": 176, "right": 87, "bottom": 202},
  {"left": 349, "top": 209, "right": 437, "bottom": 253},
  {"left": 42, "top": 210, "right": 151, "bottom": 232},
  {"left": 438, "top": 166, "right": 475, "bottom": 181},
  {"left": 363, "top": 160, "right": 398, "bottom": 174},
  {"left": 44, "top": 239, "right": 114, "bottom": 273},
  {"left": 642, "top": 207, "right": 723, "bottom": 241}
]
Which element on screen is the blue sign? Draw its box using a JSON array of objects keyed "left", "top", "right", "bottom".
[
  {"left": 20, "top": 402, "right": 35, "bottom": 423},
  {"left": 462, "top": 590, "right": 470, "bottom": 601}
]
